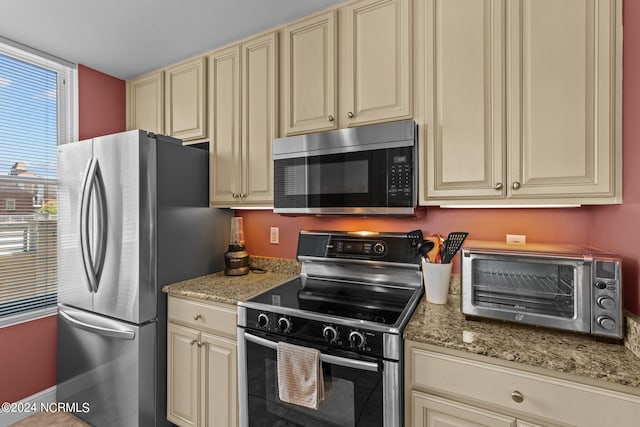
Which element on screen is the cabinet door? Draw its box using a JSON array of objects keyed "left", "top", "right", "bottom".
[
  {"left": 201, "top": 332, "right": 237, "bottom": 427},
  {"left": 126, "top": 71, "right": 164, "bottom": 134},
  {"left": 165, "top": 57, "right": 207, "bottom": 141},
  {"left": 209, "top": 46, "right": 242, "bottom": 205},
  {"left": 412, "top": 391, "right": 516, "bottom": 427},
  {"left": 241, "top": 32, "right": 278, "bottom": 204},
  {"left": 340, "top": 0, "right": 412, "bottom": 127},
  {"left": 282, "top": 11, "right": 337, "bottom": 136},
  {"left": 507, "top": 0, "right": 618, "bottom": 200},
  {"left": 424, "top": 0, "right": 505, "bottom": 200},
  {"left": 167, "top": 323, "right": 200, "bottom": 427}
]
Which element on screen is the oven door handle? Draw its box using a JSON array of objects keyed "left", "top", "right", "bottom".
[{"left": 244, "top": 332, "right": 379, "bottom": 372}]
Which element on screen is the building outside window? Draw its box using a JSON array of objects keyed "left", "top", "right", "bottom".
[{"left": 0, "top": 38, "right": 76, "bottom": 326}]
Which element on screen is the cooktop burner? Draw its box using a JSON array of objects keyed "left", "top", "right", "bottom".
[{"left": 249, "top": 276, "right": 416, "bottom": 325}]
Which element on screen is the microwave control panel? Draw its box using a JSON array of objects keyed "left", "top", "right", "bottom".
[{"left": 387, "top": 149, "right": 413, "bottom": 206}]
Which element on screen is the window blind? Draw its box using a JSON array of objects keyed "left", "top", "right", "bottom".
[{"left": 0, "top": 41, "right": 75, "bottom": 325}]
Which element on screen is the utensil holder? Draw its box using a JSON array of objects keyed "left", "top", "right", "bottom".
[{"left": 422, "top": 260, "right": 452, "bottom": 304}]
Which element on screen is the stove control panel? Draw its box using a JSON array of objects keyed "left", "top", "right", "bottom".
[{"left": 246, "top": 308, "right": 385, "bottom": 357}]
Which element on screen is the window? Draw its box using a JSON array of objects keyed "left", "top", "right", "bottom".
[{"left": 0, "top": 38, "right": 76, "bottom": 326}]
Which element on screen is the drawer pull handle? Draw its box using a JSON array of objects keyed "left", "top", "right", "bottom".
[
  {"left": 511, "top": 390, "right": 524, "bottom": 403},
  {"left": 494, "top": 182, "right": 503, "bottom": 190},
  {"left": 347, "top": 111, "right": 354, "bottom": 118},
  {"left": 194, "top": 314, "right": 202, "bottom": 320}
]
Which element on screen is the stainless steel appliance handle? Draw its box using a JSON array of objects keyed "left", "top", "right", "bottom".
[
  {"left": 59, "top": 308, "right": 135, "bottom": 340},
  {"left": 91, "top": 160, "right": 108, "bottom": 292},
  {"left": 79, "top": 158, "right": 98, "bottom": 293},
  {"left": 244, "top": 332, "right": 379, "bottom": 372}
]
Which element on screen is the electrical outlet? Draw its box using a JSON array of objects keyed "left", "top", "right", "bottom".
[
  {"left": 270, "top": 227, "right": 279, "bottom": 244},
  {"left": 506, "top": 234, "right": 526, "bottom": 245}
]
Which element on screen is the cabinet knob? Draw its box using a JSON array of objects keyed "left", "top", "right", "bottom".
[
  {"left": 240, "top": 193, "right": 246, "bottom": 198},
  {"left": 512, "top": 181, "right": 521, "bottom": 190},
  {"left": 328, "top": 115, "right": 334, "bottom": 122},
  {"left": 193, "top": 314, "right": 202, "bottom": 320},
  {"left": 347, "top": 111, "right": 354, "bottom": 118},
  {"left": 197, "top": 341, "right": 203, "bottom": 348},
  {"left": 511, "top": 390, "right": 524, "bottom": 403},
  {"left": 494, "top": 182, "right": 503, "bottom": 190},
  {"left": 190, "top": 339, "right": 198, "bottom": 346},
  {"left": 232, "top": 193, "right": 239, "bottom": 198}
]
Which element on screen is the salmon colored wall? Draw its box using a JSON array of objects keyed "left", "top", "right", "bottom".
[
  {"left": 238, "top": 207, "right": 591, "bottom": 275},
  {"left": 590, "top": 0, "right": 640, "bottom": 315},
  {"left": 78, "top": 64, "right": 126, "bottom": 140},
  {"left": 0, "top": 65, "right": 125, "bottom": 404},
  {"left": 0, "top": 316, "right": 57, "bottom": 403}
]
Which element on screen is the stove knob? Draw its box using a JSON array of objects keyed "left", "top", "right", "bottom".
[
  {"left": 277, "top": 317, "right": 292, "bottom": 334},
  {"left": 348, "top": 330, "right": 366, "bottom": 349},
  {"left": 322, "top": 326, "right": 339, "bottom": 343},
  {"left": 373, "top": 242, "right": 385, "bottom": 255},
  {"left": 596, "top": 296, "right": 616, "bottom": 310},
  {"left": 597, "top": 315, "right": 616, "bottom": 330},
  {"left": 257, "top": 313, "right": 269, "bottom": 328}
]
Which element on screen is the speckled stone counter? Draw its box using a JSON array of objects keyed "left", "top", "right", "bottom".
[
  {"left": 405, "top": 288, "right": 640, "bottom": 390},
  {"left": 161, "top": 256, "right": 300, "bottom": 305}
]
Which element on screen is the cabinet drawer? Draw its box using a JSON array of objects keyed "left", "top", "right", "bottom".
[
  {"left": 410, "top": 348, "right": 640, "bottom": 427},
  {"left": 168, "top": 296, "right": 236, "bottom": 337}
]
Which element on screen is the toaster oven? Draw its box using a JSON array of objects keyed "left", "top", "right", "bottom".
[{"left": 461, "top": 241, "right": 623, "bottom": 339}]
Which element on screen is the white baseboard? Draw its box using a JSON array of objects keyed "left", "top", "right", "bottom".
[{"left": 0, "top": 385, "right": 57, "bottom": 427}]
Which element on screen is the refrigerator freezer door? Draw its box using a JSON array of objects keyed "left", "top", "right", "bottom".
[
  {"left": 57, "top": 139, "right": 94, "bottom": 311},
  {"left": 92, "top": 130, "right": 157, "bottom": 324},
  {"left": 57, "top": 305, "right": 159, "bottom": 427}
]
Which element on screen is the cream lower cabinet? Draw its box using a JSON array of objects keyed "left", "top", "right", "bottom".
[
  {"left": 406, "top": 341, "right": 640, "bottom": 427},
  {"left": 167, "top": 296, "right": 237, "bottom": 427},
  {"left": 420, "top": 0, "right": 622, "bottom": 205},
  {"left": 126, "top": 70, "right": 164, "bottom": 134},
  {"left": 209, "top": 31, "right": 277, "bottom": 207}
]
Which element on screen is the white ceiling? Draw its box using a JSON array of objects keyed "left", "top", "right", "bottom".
[{"left": 0, "top": 0, "right": 344, "bottom": 80}]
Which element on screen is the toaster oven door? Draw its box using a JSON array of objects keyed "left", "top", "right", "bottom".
[{"left": 461, "top": 254, "right": 590, "bottom": 332}]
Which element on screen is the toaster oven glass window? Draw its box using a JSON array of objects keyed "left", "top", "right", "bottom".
[{"left": 471, "top": 260, "right": 576, "bottom": 318}]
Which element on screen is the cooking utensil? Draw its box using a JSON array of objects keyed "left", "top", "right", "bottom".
[
  {"left": 440, "top": 232, "right": 469, "bottom": 264},
  {"left": 417, "top": 240, "right": 435, "bottom": 259},
  {"left": 407, "top": 230, "right": 423, "bottom": 248},
  {"left": 424, "top": 235, "right": 442, "bottom": 263}
]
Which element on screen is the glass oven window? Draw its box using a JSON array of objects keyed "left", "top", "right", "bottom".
[
  {"left": 471, "top": 259, "right": 576, "bottom": 318},
  {"left": 245, "top": 338, "right": 383, "bottom": 427}
]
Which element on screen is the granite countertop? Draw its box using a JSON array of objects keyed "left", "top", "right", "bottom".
[
  {"left": 405, "top": 289, "right": 640, "bottom": 390},
  {"left": 161, "top": 256, "right": 300, "bottom": 305}
]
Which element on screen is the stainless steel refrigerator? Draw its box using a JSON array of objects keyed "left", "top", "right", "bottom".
[{"left": 56, "top": 130, "right": 231, "bottom": 426}]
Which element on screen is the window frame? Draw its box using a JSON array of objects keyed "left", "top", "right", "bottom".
[{"left": 0, "top": 37, "right": 77, "bottom": 327}]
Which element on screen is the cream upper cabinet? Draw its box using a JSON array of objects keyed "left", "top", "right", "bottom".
[
  {"left": 506, "top": 0, "right": 619, "bottom": 200},
  {"left": 241, "top": 32, "right": 278, "bottom": 204},
  {"left": 339, "top": 0, "right": 412, "bottom": 127},
  {"left": 282, "top": 11, "right": 337, "bottom": 136},
  {"left": 126, "top": 71, "right": 164, "bottom": 134},
  {"left": 421, "top": 0, "right": 621, "bottom": 205},
  {"left": 209, "top": 31, "right": 278, "bottom": 207},
  {"left": 209, "top": 46, "right": 241, "bottom": 205},
  {"left": 165, "top": 57, "right": 207, "bottom": 142},
  {"left": 423, "top": 0, "right": 505, "bottom": 200}
]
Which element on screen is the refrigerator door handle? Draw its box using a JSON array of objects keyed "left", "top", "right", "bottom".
[
  {"left": 80, "top": 158, "right": 108, "bottom": 293},
  {"left": 91, "top": 160, "right": 108, "bottom": 292},
  {"left": 59, "top": 307, "right": 136, "bottom": 340},
  {"left": 79, "top": 158, "right": 97, "bottom": 293}
]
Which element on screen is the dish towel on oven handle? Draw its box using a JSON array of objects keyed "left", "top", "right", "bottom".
[{"left": 277, "top": 341, "right": 325, "bottom": 409}]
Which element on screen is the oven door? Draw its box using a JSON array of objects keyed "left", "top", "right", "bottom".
[
  {"left": 273, "top": 146, "right": 414, "bottom": 215},
  {"left": 238, "top": 329, "right": 400, "bottom": 427}
]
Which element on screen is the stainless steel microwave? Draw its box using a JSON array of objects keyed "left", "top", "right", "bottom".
[
  {"left": 272, "top": 120, "right": 417, "bottom": 215},
  {"left": 461, "top": 241, "right": 623, "bottom": 339}
]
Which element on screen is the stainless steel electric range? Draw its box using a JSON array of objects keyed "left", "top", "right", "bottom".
[{"left": 237, "top": 230, "right": 423, "bottom": 427}]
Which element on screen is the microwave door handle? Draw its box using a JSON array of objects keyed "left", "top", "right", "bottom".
[
  {"left": 79, "top": 158, "right": 98, "bottom": 293},
  {"left": 244, "top": 332, "right": 379, "bottom": 372}
]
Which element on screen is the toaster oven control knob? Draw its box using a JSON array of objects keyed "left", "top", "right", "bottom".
[
  {"left": 277, "top": 317, "right": 292, "bottom": 334},
  {"left": 322, "top": 326, "right": 339, "bottom": 343},
  {"left": 596, "top": 296, "right": 616, "bottom": 310},
  {"left": 373, "top": 243, "right": 385, "bottom": 255},
  {"left": 348, "top": 331, "right": 366, "bottom": 349},
  {"left": 594, "top": 281, "right": 608, "bottom": 290},
  {"left": 596, "top": 315, "right": 616, "bottom": 330},
  {"left": 257, "top": 313, "right": 269, "bottom": 328}
]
